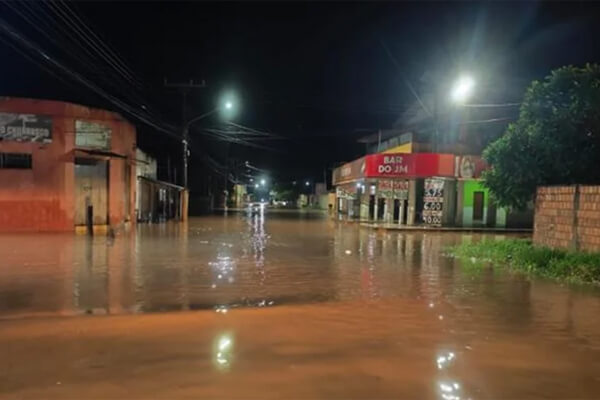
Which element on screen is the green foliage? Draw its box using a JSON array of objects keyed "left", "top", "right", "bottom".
[
  {"left": 450, "top": 239, "right": 600, "bottom": 285},
  {"left": 482, "top": 64, "right": 600, "bottom": 209},
  {"left": 275, "top": 189, "right": 297, "bottom": 201},
  {"left": 272, "top": 182, "right": 300, "bottom": 202}
]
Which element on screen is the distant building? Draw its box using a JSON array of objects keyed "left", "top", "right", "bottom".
[
  {"left": 135, "top": 148, "right": 184, "bottom": 222},
  {"left": 332, "top": 95, "right": 532, "bottom": 228},
  {"left": 0, "top": 97, "right": 136, "bottom": 232},
  {"left": 333, "top": 135, "right": 532, "bottom": 228}
]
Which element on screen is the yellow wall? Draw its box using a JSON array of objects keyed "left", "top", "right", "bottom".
[{"left": 382, "top": 142, "right": 412, "bottom": 154}]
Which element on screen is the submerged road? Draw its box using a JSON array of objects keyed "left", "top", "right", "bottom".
[{"left": 1, "top": 209, "right": 600, "bottom": 399}]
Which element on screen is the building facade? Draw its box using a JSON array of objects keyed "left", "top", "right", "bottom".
[
  {"left": 0, "top": 97, "right": 136, "bottom": 232},
  {"left": 333, "top": 151, "right": 531, "bottom": 228},
  {"left": 135, "top": 148, "right": 184, "bottom": 223}
]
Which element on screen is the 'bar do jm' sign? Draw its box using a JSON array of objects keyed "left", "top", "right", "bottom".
[
  {"left": 366, "top": 154, "right": 413, "bottom": 177},
  {"left": 0, "top": 112, "right": 52, "bottom": 142}
]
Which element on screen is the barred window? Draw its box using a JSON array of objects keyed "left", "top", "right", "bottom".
[{"left": 0, "top": 153, "right": 32, "bottom": 169}]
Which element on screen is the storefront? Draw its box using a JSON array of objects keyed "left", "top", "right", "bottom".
[
  {"left": 334, "top": 152, "right": 533, "bottom": 228},
  {"left": 332, "top": 153, "right": 455, "bottom": 225}
]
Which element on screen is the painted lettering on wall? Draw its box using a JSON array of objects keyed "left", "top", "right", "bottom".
[{"left": 0, "top": 112, "right": 52, "bottom": 142}]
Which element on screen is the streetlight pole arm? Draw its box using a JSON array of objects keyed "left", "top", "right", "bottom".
[{"left": 184, "top": 108, "right": 218, "bottom": 131}]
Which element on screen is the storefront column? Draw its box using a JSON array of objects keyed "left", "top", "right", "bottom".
[
  {"left": 455, "top": 180, "right": 465, "bottom": 226},
  {"left": 441, "top": 179, "right": 457, "bottom": 226},
  {"left": 407, "top": 179, "right": 418, "bottom": 225},
  {"left": 360, "top": 188, "right": 369, "bottom": 220}
]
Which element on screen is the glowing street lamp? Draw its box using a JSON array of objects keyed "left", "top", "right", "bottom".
[
  {"left": 260, "top": 179, "right": 266, "bottom": 186},
  {"left": 450, "top": 75, "right": 475, "bottom": 103},
  {"left": 305, "top": 181, "right": 310, "bottom": 186},
  {"left": 182, "top": 93, "right": 238, "bottom": 189},
  {"left": 254, "top": 183, "right": 259, "bottom": 188}
]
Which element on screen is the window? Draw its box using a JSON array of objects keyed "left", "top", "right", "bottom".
[
  {"left": 0, "top": 153, "right": 32, "bottom": 169},
  {"left": 473, "top": 191, "right": 485, "bottom": 220}
]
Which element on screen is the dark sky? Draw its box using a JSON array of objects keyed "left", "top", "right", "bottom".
[{"left": 2, "top": 1, "right": 600, "bottom": 183}]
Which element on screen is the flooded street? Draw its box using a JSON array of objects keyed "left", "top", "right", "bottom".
[{"left": 2, "top": 210, "right": 600, "bottom": 399}]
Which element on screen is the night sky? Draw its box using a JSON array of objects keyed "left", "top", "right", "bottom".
[{"left": 2, "top": 1, "right": 600, "bottom": 183}]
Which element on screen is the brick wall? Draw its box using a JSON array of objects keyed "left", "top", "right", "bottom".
[{"left": 534, "top": 185, "right": 600, "bottom": 252}]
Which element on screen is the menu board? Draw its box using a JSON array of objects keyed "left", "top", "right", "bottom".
[{"left": 423, "top": 178, "right": 444, "bottom": 226}]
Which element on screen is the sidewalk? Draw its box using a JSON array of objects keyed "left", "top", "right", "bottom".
[{"left": 359, "top": 222, "right": 532, "bottom": 233}]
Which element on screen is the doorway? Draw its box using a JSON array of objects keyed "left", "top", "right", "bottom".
[
  {"left": 377, "top": 198, "right": 385, "bottom": 220},
  {"left": 473, "top": 191, "right": 485, "bottom": 222},
  {"left": 393, "top": 199, "right": 400, "bottom": 223},
  {"left": 368, "top": 195, "right": 376, "bottom": 220},
  {"left": 401, "top": 199, "right": 409, "bottom": 225},
  {"left": 74, "top": 158, "right": 108, "bottom": 226}
]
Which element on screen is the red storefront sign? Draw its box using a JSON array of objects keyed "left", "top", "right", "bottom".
[
  {"left": 364, "top": 153, "right": 455, "bottom": 178},
  {"left": 333, "top": 153, "right": 456, "bottom": 184}
]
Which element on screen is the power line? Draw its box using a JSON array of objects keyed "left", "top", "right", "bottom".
[
  {"left": 10, "top": 1, "right": 159, "bottom": 117},
  {"left": 0, "top": 16, "right": 178, "bottom": 138},
  {"left": 379, "top": 39, "right": 432, "bottom": 118},
  {"left": 58, "top": 1, "right": 144, "bottom": 88},
  {"left": 47, "top": 1, "right": 142, "bottom": 89},
  {"left": 41, "top": 2, "right": 154, "bottom": 110}
]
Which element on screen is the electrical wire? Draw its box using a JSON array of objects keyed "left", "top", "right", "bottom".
[
  {"left": 0, "top": 17, "right": 178, "bottom": 138},
  {"left": 13, "top": 2, "right": 162, "bottom": 120},
  {"left": 58, "top": 1, "right": 144, "bottom": 88}
]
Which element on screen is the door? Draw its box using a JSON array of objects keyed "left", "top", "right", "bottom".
[
  {"left": 393, "top": 199, "right": 400, "bottom": 223},
  {"left": 401, "top": 200, "right": 409, "bottom": 225},
  {"left": 75, "top": 158, "right": 108, "bottom": 225},
  {"left": 369, "top": 195, "right": 376, "bottom": 220},
  {"left": 473, "top": 191, "right": 485, "bottom": 222},
  {"left": 377, "top": 198, "right": 385, "bottom": 220}
]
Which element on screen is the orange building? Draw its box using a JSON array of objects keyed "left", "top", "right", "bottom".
[{"left": 0, "top": 97, "right": 136, "bottom": 232}]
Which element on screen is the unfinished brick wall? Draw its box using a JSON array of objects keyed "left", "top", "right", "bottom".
[{"left": 534, "top": 185, "right": 600, "bottom": 252}]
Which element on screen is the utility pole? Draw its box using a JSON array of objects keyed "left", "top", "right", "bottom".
[
  {"left": 164, "top": 78, "right": 206, "bottom": 221},
  {"left": 164, "top": 78, "right": 206, "bottom": 188}
]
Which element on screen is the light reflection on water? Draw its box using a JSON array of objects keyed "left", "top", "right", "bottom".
[{"left": 2, "top": 211, "right": 600, "bottom": 397}]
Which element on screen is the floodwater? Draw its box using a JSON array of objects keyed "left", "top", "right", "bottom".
[{"left": 2, "top": 209, "right": 600, "bottom": 399}]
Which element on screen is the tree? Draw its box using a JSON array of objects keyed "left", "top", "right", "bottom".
[{"left": 482, "top": 64, "right": 600, "bottom": 209}]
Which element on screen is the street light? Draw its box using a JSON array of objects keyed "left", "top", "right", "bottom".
[
  {"left": 260, "top": 179, "right": 266, "bottom": 186},
  {"left": 451, "top": 75, "right": 475, "bottom": 103},
  {"left": 305, "top": 181, "right": 310, "bottom": 186},
  {"left": 254, "top": 183, "right": 259, "bottom": 188},
  {"left": 182, "top": 95, "right": 238, "bottom": 189}
]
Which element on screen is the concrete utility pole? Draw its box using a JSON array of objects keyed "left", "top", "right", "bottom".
[
  {"left": 164, "top": 78, "right": 206, "bottom": 188},
  {"left": 164, "top": 78, "right": 206, "bottom": 221}
]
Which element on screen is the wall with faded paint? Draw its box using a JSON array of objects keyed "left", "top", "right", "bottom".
[{"left": 0, "top": 97, "right": 136, "bottom": 232}]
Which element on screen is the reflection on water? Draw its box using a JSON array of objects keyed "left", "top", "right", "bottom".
[
  {"left": 214, "top": 333, "right": 234, "bottom": 370},
  {"left": 2, "top": 211, "right": 600, "bottom": 398}
]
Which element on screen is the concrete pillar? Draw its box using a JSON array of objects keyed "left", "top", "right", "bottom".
[
  {"left": 455, "top": 180, "right": 465, "bottom": 227},
  {"left": 182, "top": 189, "right": 189, "bottom": 222},
  {"left": 442, "top": 179, "right": 457, "bottom": 227},
  {"left": 407, "top": 179, "right": 420, "bottom": 225}
]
